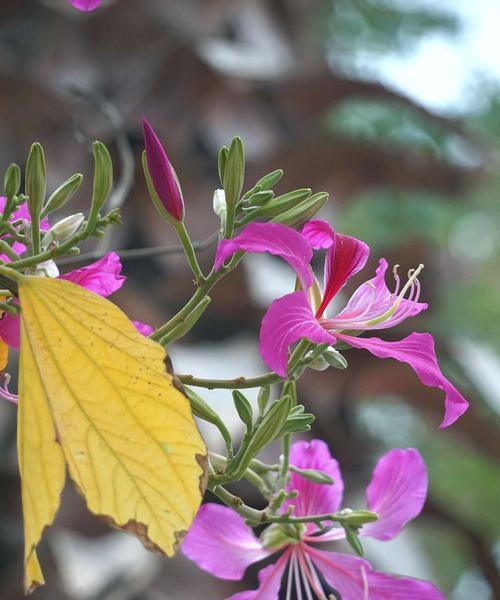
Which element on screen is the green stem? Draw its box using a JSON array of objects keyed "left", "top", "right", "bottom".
[
  {"left": 7, "top": 228, "right": 90, "bottom": 270},
  {"left": 0, "top": 241, "right": 21, "bottom": 263},
  {"left": 31, "top": 216, "right": 41, "bottom": 255},
  {"left": 150, "top": 270, "right": 218, "bottom": 341},
  {"left": 177, "top": 339, "right": 312, "bottom": 390},
  {"left": 224, "top": 204, "right": 236, "bottom": 239},
  {"left": 279, "top": 434, "right": 291, "bottom": 490},
  {"left": 208, "top": 483, "right": 376, "bottom": 527},
  {"left": 175, "top": 221, "right": 205, "bottom": 285},
  {"left": 178, "top": 371, "right": 282, "bottom": 390}
]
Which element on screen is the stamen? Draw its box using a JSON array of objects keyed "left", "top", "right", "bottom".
[
  {"left": 286, "top": 552, "right": 294, "bottom": 600},
  {"left": 0, "top": 373, "right": 18, "bottom": 404},
  {"left": 365, "top": 263, "right": 424, "bottom": 327},
  {"left": 298, "top": 547, "right": 325, "bottom": 600},
  {"left": 292, "top": 551, "right": 304, "bottom": 600},
  {"left": 304, "top": 552, "right": 326, "bottom": 598},
  {"left": 392, "top": 264, "right": 400, "bottom": 296}
]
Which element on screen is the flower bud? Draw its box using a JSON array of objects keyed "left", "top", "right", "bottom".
[
  {"left": 343, "top": 524, "right": 365, "bottom": 557},
  {"left": 271, "top": 192, "right": 329, "bottom": 227},
  {"left": 217, "top": 146, "right": 229, "bottom": 184},
  {"left": 42, "top": 173, "right": 83, "bottom": 218},
  {"left": 3, "top": 163, "right": 21, "bottom": 202},
  {"left": 341, "top": 509, "right": 378, "bottom": 527},
  {"left": 257, "top": 385, "right": 271, "bottom": 414},
  {"left": 222, "top": 136, "right": 245, "bottom": 208},
  {"left": 142, "top": 118, "right": 184, "bottom": 223},
  {"left": 184, "top": 387, "right": 222, "bottom": 426},
  {"left": 43, "top": 213, "right": 85, "bottom": 246},
  {"left": 322, "top": 346, "right": 348, "bottom": 369},
  {"left": 289, "top": 467, "right": 334, "bottom": 485},
  {"left": 213, "top": 189, "right": 227, "bottom": 218},
  {"left": 254, "top": 169, "right": 283, "bottom": 191},
  {"left": 243, "top": 395, "right": 292, "bottom": 460},
  {"left": 25, "top": 143, "right": 47, "bottom": 220},
  {"left": 233, "top": 390, "right": 253, "bottom": 431},
  {"left": 85, "top": 142, "right": 113, "bottom": 235}
]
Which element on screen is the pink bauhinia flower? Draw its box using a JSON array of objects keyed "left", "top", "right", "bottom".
[
  {"left": 182, "top": 440, "right": 444, "bottom": 599},
  {"left": 67, "top": 0, "right": 102, "bottom": 11},
  {"left": 215, "top": 220, "right": 468, "bottom": 428}
]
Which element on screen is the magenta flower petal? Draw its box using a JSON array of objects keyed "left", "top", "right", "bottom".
[
  {"left": 227, "top": 550, "right": 291, "bottom": 600},
  {"left": 284, "top": 440, "right": 344, "bottom": 519},
  {"left": 306, "top": 546, "right": 444, "bottom": 600},
  {"left": 362, "top": 448, "right": 427, "bottom": 541},
  {"left": 330, "top": 259, "right": 427, "bottom": 330},
  {"left": 317, "top": 232, "right": 369, "bottom": 318},
  {"left": 60, "top": 252, "right": 126, "bottom": 297},
  {"left": 68, "top": 0, "right": 102, "bottom": 11},
  {"left": 0, "top": 313, "right": 20, "bottom": 350},
  {"left": 301, "top": 219, "right": 335, "bottom": 249},
  {"left": 364, "top": 570, "right": 445, "bottom": 600},
  {"left": 260, "top": 291, "right": 335, "bottom": 377},
  {"left": 335, "top": 332, "right": 469, "bottom": 428},
  {"left": 215, "top": 223, "right": 314, "bottom": 290},
  {"left": 182, "top": 504, "right": 271, "bottom": 580},
  {"left": 132, "top": 321, "right": 154, "bottom": 336},
  {"left": 142, "top": 118, "right": 184, "bottom": 222}
]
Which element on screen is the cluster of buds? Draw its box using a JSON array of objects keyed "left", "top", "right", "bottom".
[{"left": 141, "top": 118, "right": 329, "bottom": 238}]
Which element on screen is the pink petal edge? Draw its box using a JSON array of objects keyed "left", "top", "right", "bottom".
[
  {"left": 336, "top": 332, "right": 469, "bottom": 428},
  {"left": 215, "top": 223, "right": 314, "bottom": 290},
  {"left": 362, "top": 448, "right": 427, "bottom": 541},
  {"left": 182, "top": 503, "right": 270, "bottom": 580}
]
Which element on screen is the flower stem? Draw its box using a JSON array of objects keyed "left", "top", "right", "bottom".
[
  {"left": 174, "top": 221, "right": 205, "bottom": 285},
  {"left": 178, "top": 371, "right": 282, "bottom": 390}
]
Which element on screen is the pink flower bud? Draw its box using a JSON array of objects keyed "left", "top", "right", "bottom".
[{"left": 142, "top": 118, "right": 184, "bottom": 222}]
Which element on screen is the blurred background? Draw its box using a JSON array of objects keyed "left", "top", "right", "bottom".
[{"left": 0, "top": 0, "right": 499, "bottom": 598}]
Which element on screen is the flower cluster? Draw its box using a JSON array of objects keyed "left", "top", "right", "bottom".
[{"left": 183, "top": 440, "right": 443, "bottom": 599}]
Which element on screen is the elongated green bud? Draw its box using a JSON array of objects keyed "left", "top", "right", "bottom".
[
  {"left": 290, "top": 467, "right": 334, "bottom": 485},
  {"left": 322, "top": 347, "right": 348, "bottom": 369},
  {"left": 257, "top": 385, "right": 271, "bottom": 414},
  {"left": 91, "top": 142, "right": 113, "bottom": 213},
  {"left": 343, "top": 524, "right": 365, "bottom": 557},
  {"left": 218, "top": 146, "right": 229, "bottom": 184},
  {"left": 25, "top": 143, "right": 47, "bottom": 219},
  {"left": 159, "top": 297, "right": 211, "bottom": 345},
  {"left": 255, "top": 169, "right": 283, "bottom": 191},
  {"left": 185, "top": 387, "right": 222, "bottom": 426},
  {"left": 244, "top": 395, "right": 292, "bottom": 459},
  {"left": 272, "top": 192, "right": 329, "bottom": 227},
  {"left": 255, "top": 188, "right": 311, "bottom": 218},
  {"left": 233, "top": 390, "right": 253, "bottom": 430},
  {"left": 280, "top": 412, "right": 315, "bottom": 434},
  {"left": 222, "top": 136, "right": 245, "bottom": 208},
  {"left": 341, "top": 510, "right": 378, "bottom": 527},
  {"left": 243, "top": 190, "right": 274, "bottom": 208},
  {"left": 41, "top": 173, "right": 83, "bottom": 218},
  {"left": 4, "top": 163, "right": 21, "bottom": 202},
  {"left": 281, "top": 381, "right": 297, "bottom": 405}
]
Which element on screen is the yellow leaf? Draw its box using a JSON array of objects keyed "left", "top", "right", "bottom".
[
  {"left": 0, "top": 338, "right": 8, "bottom": 371},
  {"left": 18, "top": 276, "right": 207, "bottom": 592}
]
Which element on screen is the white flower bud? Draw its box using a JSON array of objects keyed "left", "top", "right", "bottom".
[
  {"left": 213, "top": 189, "right": 227, "bottom": 218},
  {"left": 43, "top": 213, "right": 85, "bottom": 246}
]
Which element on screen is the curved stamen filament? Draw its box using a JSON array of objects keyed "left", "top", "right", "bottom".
[
  {"left": 365, "top": 263, "right": 423, "bottom": 327},
  {"left": 392, "top": 264, "right": 401, "bottom": 296}
]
